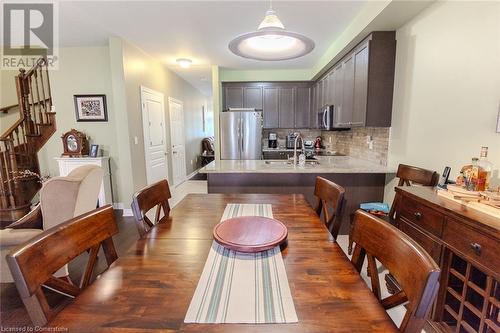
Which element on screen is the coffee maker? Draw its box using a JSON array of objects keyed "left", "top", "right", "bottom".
[{"left": 268, "top": 132, "right": 278, "bottom": 148}]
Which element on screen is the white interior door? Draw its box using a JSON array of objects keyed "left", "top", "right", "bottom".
[
  {"left": 141, "top": 86, "right": 168, "bottom": 185},
  {"left": 168, "top": 97, "right": 187, "bottom": 186}
]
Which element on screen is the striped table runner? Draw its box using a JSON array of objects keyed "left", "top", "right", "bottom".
[{"left": 184, "top": 203, "right": 298, "bottom": 324}]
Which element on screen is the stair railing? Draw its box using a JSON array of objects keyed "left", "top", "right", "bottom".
[{"left": 0, "top": 56, "right": 53, "bottom": 213}]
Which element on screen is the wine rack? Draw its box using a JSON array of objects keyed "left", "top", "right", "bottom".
[{"left": 441, "top": 251, "right": 499, "bottom": 333}]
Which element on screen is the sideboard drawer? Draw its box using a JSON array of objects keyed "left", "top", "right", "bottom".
[
  {"left": 400, "top": 218, "right": 442, "bottom": 263},
  {"left": 443, "top": 218, "right": 500, "bottom": 270},
  {"left": 399, "top": 196, "right": 445, "bottom": 237}
]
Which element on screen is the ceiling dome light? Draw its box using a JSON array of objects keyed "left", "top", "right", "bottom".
[
  {"left": 176, "top": 58, "right": 192, "bottom": 68},
  {"left": 229, "top": 4, "right": 314, "bottom": 61}
]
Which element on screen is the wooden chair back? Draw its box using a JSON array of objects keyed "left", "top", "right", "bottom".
[
  {"left": 389, "top": 164, "right": 439, "bottom": 219},
  {"left": 6, "top": 205, "right": 118, "bottom": 326},
  {"left": 350, "top": 210, "right": 440, "bottom": 333},
  {"left": 313, "top": 177, "right": 345, "bottom": 240},
  {"left": 396, "top": 164, "right": 439, "bottom": 187},
  {"left": 131, "top": 179, "right": 172, "bottom": 238}
]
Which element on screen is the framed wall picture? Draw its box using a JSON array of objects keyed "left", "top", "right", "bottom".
[
  {"left": 90, "top": 144, "right": 99, "bottom": 157},
  {"left": 74, "top": 94, "right": 108, "bottom": 122}
]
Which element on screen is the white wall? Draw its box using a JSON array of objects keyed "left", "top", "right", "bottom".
[
  {"left": 116, "top": 38, "right": 210, "bottom": 199},
  {"left": 10, "top": 47, "right": 123, "bottom": 200},
  {"left": 385, "top": 0, "right": 500, "bottom": 202}
]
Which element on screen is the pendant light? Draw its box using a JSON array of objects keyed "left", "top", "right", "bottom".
[{"left": 228, "top": 2, "right": 315, "bottom": 61}]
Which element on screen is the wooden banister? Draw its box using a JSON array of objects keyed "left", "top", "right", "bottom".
[{"left": 0, "top": 55, "right": 55, "bottom": 224}]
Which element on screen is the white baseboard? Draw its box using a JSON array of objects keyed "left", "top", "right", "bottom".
[
  {"left": 113, "top": 203, "right": 134, "bottom": 216},
  {"left": 173, "top": 168, "right": 201, "bottom": 188}
]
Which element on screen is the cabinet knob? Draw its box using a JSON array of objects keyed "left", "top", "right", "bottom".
[
  {"left": 469, "top": 242, "right": 481, "bottom": 255},
  {"left": 414, "top": 212, "right": 422, "bottom": 220}
]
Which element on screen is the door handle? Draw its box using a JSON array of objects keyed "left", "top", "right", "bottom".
[
  {"left": 414, "top": 212, "right": 422, "bottom": 220},
  {"left": 240, "top": 117, "right": 244, "bottom": 155}
]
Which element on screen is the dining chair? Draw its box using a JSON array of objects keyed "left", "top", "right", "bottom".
[
  {"left": 348, "top": 163, "right": 439, "bottom": 256},
  {"left": 6, "top": 205, "right": 118, "bottom": 326},
  {"left": 313, "top": 176, "right": 345, "bottom": 240},
  {"left": 350, "top": 210, "right": 440, "bottom": 333},
  {"left": 131, "top": 179, "right": 172, "bottom": 238},
  {"left": 388, "top": 164, "right": 439, "bottom": 220},
  {"left": 0, "top": 165, "right": 104, "bottom": 283}
]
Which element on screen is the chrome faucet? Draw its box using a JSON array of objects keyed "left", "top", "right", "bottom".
[{"left": 292, "top": 133, "right": 304, "bottom": 165}]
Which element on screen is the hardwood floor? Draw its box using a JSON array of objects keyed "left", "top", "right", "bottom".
[{"left": 0, "top": 211, "right": 139, "bottom": 329}]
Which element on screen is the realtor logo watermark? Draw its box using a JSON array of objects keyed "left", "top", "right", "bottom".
[{"left": 1, "top": 1, "right": 59, "bottom": 69}]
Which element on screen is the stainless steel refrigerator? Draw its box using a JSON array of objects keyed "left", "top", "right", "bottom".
[{"left": 220, "top": 110, "right": 262, "bottom": 160}]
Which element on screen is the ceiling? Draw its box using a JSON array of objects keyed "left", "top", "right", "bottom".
[{"left": 59, "top": 1, "right": 368, "bottom": 96}]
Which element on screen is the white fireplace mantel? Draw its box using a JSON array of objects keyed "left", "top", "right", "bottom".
[{"left": 55, "top": 157, "right": 113, "bottom": 207}]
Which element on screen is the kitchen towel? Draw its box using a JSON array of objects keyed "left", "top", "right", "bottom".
[{"left": 184, "top": 203, "right": 298, "bottom": 324}]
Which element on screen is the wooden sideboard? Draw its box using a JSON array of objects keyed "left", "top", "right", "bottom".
[{"left": 391, "top": 186, "right": 499, "bottom": 333}]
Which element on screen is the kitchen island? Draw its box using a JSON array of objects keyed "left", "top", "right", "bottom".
[{"left": 199, "top": 156, "right": 395, "bottom": 234}]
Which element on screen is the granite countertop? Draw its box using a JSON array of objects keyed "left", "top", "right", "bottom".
[{"left": 199, "top": 156, "right": 395, "bottom": 174}]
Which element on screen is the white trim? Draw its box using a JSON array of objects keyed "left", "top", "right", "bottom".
[
  {"left": 140, "top": 86, "right": 169, "bottom": 185},
  {"left": 186, "top": 169, "right": 200, "bottom": 180},
  {"left": 168, "top": 97, "right": 187, "bottom": 187}
]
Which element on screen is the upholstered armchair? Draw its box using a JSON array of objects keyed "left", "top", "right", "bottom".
[{"left": 0, "top": 165, "right": 104, "bottom": 283}]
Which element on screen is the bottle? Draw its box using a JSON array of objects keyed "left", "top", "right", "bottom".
[
  {"left": 467, "top": 158, "right": 479, "bottom": 191},
  {"left": 478, "top": 146, "right": 493, "bottom": 190},
  {"left": 298, "top": 153, "right": 306, "bottom": 167},
  {"left": 456, "top": 171, "right": 464, "bottom": 186}
]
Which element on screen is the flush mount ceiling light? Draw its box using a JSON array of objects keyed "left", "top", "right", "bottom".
[
  {"left": 176, "top": 58, "right": 192, "bottom": 68},
  {"left": 228, "top": 3, "right": 314, "bottom": 61}
]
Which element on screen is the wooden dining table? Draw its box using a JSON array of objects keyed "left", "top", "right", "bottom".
[{"left": 49, "top": 194, "right": 399, "bottom": 332}]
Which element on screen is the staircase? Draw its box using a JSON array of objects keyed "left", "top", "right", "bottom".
[{"left": 0, "top": 56, "right": 56, "bottom": 225}]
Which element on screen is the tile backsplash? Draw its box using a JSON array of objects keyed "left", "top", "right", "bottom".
[
  {"left": 321, "top": 127, "right": 390, "bottom": 166},
  {"left": 263, "top": 129, "right": 321, "bottom": 148}
]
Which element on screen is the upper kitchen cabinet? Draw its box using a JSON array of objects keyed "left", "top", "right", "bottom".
[
  {"left": 316, "top": 31, "right": 396, "bottom": 128},
  {"left": 222, "top": 82, "right": 312, "bottom": 129},
  {"left": 224, "top": 86, "right": 244, "bottom": 109},
  {"left": 278, "top": 87, "right": 295, "bottom": 128},
  {"left": 363, "top": 32, "right": 396, "bottom": 127},
  {"left": 243, "top": 86, "right": 263, "bottom": 110},
  {"left": 295, "top": 86, "right": 311, "bottom": 128},
  {"left": 263, "top": 87, "right": 279, "bottom": 128},
  {"left": 222, "top": 83, "right": 263, "bottom": 110}
]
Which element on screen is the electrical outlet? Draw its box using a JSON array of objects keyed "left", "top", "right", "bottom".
[
  {"left": 190, "top": 159, "right": 193, "bottom": 165},
  {"left": 134, "top": 136, "right": 138, "bottom": 145}
]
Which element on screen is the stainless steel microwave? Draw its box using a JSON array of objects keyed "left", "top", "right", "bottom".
[
  {"left": 318, "top": 105, "right": 334, "bottom": 130},
  {"left": 318, "top": 105, "right": 351, "bottom": 130}
]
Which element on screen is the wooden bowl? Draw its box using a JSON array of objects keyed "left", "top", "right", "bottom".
[{"left": 213, "top": 216, "right": 288, "bottom": 253}]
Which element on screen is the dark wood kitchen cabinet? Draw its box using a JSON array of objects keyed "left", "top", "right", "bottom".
[
  {"left": 224, "top": 86, "right": 244, "bottom": 109},
  {"left": 314, "top": 31, "right": 396, "bottom": 128},
  {"left": 222, "top": 82, "right": 312, "bottom": 129},
  {"left": 222, "top": 84, "right": 263, "bottom": 110},
  {"left": 263, "top": 87, "right": 279, "bottom": 128},
  {"left": 243, "top": 86, "right": 263, "bottom": 110},
  {"left": 310, "top": 84, "right": 318, "bottom": 128},
  {"left": 278, "top": 87, "right": 295, "bottom": 128},
  {"left": 391, "top": 187, "right": 500, "bottom": 333},
  {"left": 295, "top": 86, "right": 311, "bottom": 128},
  {"left": 353, "top": 42, "right": 369, "bottom": 126}
]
